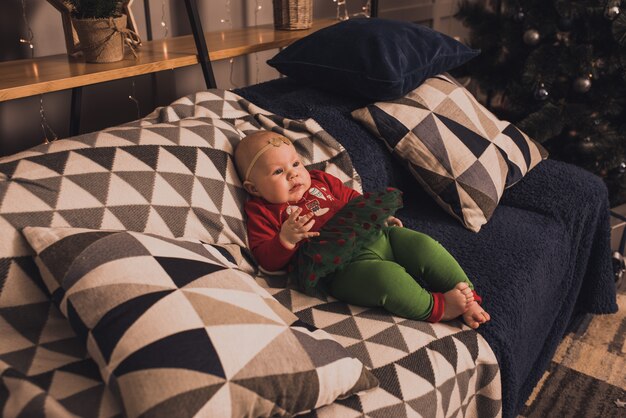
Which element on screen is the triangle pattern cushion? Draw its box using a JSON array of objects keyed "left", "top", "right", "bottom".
[
  {"left": 352, "top": 73, "right": 547, "bottom": 232},
  {"left": 21, "top": 227, "right": 378, "bottom": 418}
]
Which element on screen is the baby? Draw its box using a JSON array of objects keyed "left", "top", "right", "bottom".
[{"left": 234, "top": 130, "right": 490, "bottom": 328}]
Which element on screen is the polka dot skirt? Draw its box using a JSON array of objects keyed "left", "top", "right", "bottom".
[{"left": 290, "top": 188, "right": 403, "bottom": 295}]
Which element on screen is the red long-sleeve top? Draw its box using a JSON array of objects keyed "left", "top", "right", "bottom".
[{"left": 245, "top": 170, "right": 360, "bottom": 272}]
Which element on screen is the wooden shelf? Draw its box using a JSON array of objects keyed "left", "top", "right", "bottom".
[{"left": 0, "top": 18, "right": 337, "bottom": 102}]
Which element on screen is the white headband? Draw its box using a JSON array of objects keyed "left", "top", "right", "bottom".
[{"left": 244, "top": 136, "right": 292, "bottom": 182}]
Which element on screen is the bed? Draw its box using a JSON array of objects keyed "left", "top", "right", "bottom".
[
  {"left": 0, "top": 17, "right": 618, "bottom": 418},
  {"left": 235, "top": 77, "right": 619, "bottom": 417}
]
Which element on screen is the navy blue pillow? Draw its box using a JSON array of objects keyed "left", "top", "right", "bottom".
[{"left": 267, "top": 18, "right": 479, "bottom": 101}]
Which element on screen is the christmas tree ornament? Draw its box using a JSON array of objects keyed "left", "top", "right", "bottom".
[
  {"left": 591, "top": 112, "right": 601, "bottom": 126},
  {"left": 612, "top": 13, "right": 626, "bottom": 47},
  {"left": 534, "top": 83, "right": 550, "bottom": 100},
  {"left": 523, "top": 29, "right": 541, "bottom": 45},
  {"left": 592, "top": 57, "right": 608, "bottom": 77},
  {"left": 580, "top": 136, "right": 595, "bottom": 151},
  {"left": 594, "top": 58, "right": 607, "bottom": 69},
  {"left": 573, "top": 75, "right": 592, "bottom": 92},
  {"left": 605, "top": 5, "right": 621, "bottom": 20},
  {"left": 556, "top": 31, "right": 571, "bottom": 46},
  {"left": 455, "top": 0, "right": 626, "bottom": 207}
]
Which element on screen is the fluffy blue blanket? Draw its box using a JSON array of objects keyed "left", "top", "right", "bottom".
[{"left": 236, "top": 78, "right": 617, "bottom": 418}]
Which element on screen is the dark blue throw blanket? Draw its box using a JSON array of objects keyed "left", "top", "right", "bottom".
[{"left": 236, "top": 79, "right": 618, "bottom": 418}]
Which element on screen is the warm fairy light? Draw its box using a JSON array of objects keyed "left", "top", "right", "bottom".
[
  {"left": 20, "top": 0, "right": 35, "bottom": 57},
  {"left": 351, "top": 0, "right": 372, "bottom": 18},
  {"left": 128, "top": 80, "right": 140, "bottom": 119},
  {"left": 161, "top": 0, "right": 169, "bottom": 37},
  {"left": 20, "top": 39, "right": 34, "bottom": 49}
]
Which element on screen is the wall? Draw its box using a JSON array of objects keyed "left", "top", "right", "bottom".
[{"left": 0, "top": 0, "right": 468, "bottom": 156}]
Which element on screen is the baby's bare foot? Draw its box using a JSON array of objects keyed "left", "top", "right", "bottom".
[
  {"left": 441, "top": 282, "right": 472, "bottom": 320},
  {"left": 462, "top": 301, "right": 491, "bottom": 329}
]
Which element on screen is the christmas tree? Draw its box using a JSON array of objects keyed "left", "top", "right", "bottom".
[{"left": 454, "top": 0, "right": 626, "bottom": 206}]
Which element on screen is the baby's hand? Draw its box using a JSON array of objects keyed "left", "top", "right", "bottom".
[
  {"left": 279, "top": 207, "right": 320, "bottom": 249},
  {"left": 386, "top": 216, "right": 403, "bottom": 228}
]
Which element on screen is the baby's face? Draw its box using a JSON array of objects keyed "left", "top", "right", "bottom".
[{"left": 247, "top": 141, "right": 311, "bottom": 204}]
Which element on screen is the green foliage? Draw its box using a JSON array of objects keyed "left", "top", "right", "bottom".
[
  {"left": 455, "top": 0, "right": 626, "bottom": 205},
  {"left": 66, "top": 0, "right": 123, "bottom": 19}
]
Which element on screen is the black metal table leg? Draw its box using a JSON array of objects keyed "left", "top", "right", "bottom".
[
  {"left": 144, "top": 0, "right": 153, "bottom": 41},
  {"left": 184, "top": 0, "right": 217, "bottom": 89},
  {"left": 69, "top": 87, "right": 82, "bottom": 137},
  {"left": 371, "top": 0, "right": 379, "bottom": 17}
]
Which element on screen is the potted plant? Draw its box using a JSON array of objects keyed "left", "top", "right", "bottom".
[{"left": 66, "top": 0, "right": 140, "bottom": 63}]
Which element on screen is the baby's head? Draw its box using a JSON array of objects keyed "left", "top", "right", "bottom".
[{"left": 234, "top": 131, "right": 311, "bottom": 204}]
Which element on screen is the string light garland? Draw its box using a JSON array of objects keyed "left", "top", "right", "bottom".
[
  {"left": 39, "top": 96, "right": 58, "bottom": 144},
  {"left": 21, "top": 0, "right": 58, "bottom": 143},
  {"left": 128, "top": 80, "right": 140, "bottom": 119},
  {"left": 220, "top": 0, "right": 238, "bottom": 88},
  {"left": 220, "top": 0, "right": 231, "bottom": 24},
  {"left": 19, "top": 0, "right": 34, "bottom": 57},
  {"left": 334, "top": 0, "right": 349, "bottom": 21},
  {"left": 352, "top": 0, "right": 371, "bottom": 18},
  {"left": 254, "top": 0, "right": 263, "bottom": 84},
  {"left": 160, "top": 0, "right": 169, "bottom": 37}
]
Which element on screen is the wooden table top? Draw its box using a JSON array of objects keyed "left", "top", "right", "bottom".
[{"left": 0, "top": 18, "right": 337, "bottom": 102}]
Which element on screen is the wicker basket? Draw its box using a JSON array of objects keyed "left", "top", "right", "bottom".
[{"left": 273, "top": 0, "right": 313, "bottom": 30}]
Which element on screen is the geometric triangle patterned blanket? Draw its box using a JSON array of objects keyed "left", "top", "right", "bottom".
[
  {"left": 0, "top": 90, "right": 501, "bottom": 417},
  {"left": 253, "top": 274, "right": 502, "bottom": 418}
]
